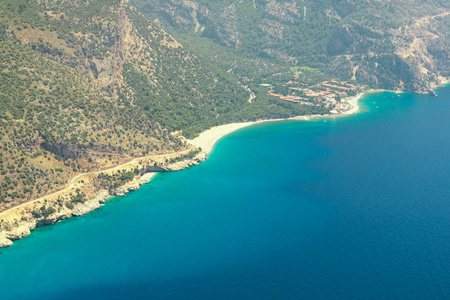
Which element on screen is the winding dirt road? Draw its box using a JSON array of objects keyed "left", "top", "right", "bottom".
[{"left": 0, "top": 148, "right": 194, "bottom": 218}]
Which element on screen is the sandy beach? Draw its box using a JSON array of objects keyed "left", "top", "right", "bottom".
[
  {"left": 189, "top": 91, "right": 366, "bottom": 154},
  {"left": 0, "top": 89, "right": 391, "bottom": 247},
  {"left": 1, "top": 84, "right": 444, "bottom": 248}
]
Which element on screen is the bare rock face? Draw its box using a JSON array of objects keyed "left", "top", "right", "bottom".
[
  {"left": 72, "top": 190, "right": 110, "bottom": 216},
  {"left": 136, "top": 0, "right": 449, "bottom": 92},
  {"left": 114, "top": 183, "right": 139, "bottom": 197},
  {"left": 111, "top": 157, "right": 206, "bottom": 197},
  {"left": 201, "top": 4, "right": 240, "bottom": 48},
  {"left": 165, "top": 154, "right": 206, "bottom": 171},
  {"left": 0, "top": 233, "right": 13, "bottom": 248},
  {"left": 72, "top": 201, "right": 102, "bottom": 217},
  {"left": 55, "top": 211, "right": 73, "bottom": 222},
  {"left": 0, "top": 189, "right": 111, "bottom": 248},
  {"left": 113, "top": 173, "right": 155, "bottom": 196},
  {"left": 263, "top": 0, "right": 303, "bottom": 25},
  {"left": 0, "top": 156, "right": 204, "bottom": 248},
  {"left": 0, "top": 223, "right": 35, "bottom": 247},
  {"left": 5, "top": 225, "right": 31, "bottom": 241}
]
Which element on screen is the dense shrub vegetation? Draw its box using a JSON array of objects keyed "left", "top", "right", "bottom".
[{"left": 0, "top": 0, "right": 329, "bottom": 211}]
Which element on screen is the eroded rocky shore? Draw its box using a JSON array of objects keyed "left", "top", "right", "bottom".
[{"left": 0, "top": 152, "right": 206, "bottom": 248}]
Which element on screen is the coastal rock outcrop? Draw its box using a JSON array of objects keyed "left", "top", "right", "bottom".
[
  {"left": 164, "top": 154, "right": 207, "bottom": 171},
  {"left": 114, "top": 183, "right": 140, "bottom": 197},
  {"left": 0, "top": 189, "right": 111, "bottom": 248},
  {"left": 0, "top": 233, "right": 13, "bottom": 248},
  {"left": 72, "top": 190, "right": 110, "bottom": 216},
  {"left": 112, "top": 172, "right": 158, "bottom": 196},
  {"left": 5, "top": 224, "right": 32, "bottom": 241},
  {"left": 0, "top": 156, "right": 203, "bottom": 248}
]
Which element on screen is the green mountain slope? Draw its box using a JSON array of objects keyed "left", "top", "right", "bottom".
[
  {"left": 133, "top": 0, "right": 449, "bottom": 92},
  {"left": 0, "top": 0, "right": 328, "bottom": 211}
]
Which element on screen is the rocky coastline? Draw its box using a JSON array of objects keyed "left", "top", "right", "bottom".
[
  {"left": 0, "top": 153, "right": 206, "bottom": 248},
  {"left": 2, "top": 79, "right": 448, "bottom": 249}
]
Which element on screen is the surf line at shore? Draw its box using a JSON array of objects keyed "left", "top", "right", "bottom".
[
  {"left": 188, "top": 91, "right": 365, "bottom": 154},
  {"left": 0, "top": 148, "right": 204, "bottom": 248},
  {"left": 3, "top": 81, "right": 448, "bottom": 249},
  {"left": 189, "top": 80, "right": 450, "bottom": 154},
  {"left": 0, "top": 91, "right": 366, "bottom": 248}
]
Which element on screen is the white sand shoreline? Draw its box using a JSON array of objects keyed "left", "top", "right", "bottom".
[
  {"left": 2, "top": 84, "right": 447, "bottom": 248},
  {"left": 189, "top": 91, "right": 369, "bottom": 154}
]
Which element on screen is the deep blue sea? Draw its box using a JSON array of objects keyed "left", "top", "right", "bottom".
[{"left": 1, "top": 86, "right": 450, "bottom": 299}]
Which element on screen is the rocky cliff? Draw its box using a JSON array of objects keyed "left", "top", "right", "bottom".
[
  {"left": 133, "top": 0, "right": 449, "bottom": 92},
  {"left": 0, "top": 0, "right": 251, "bottom": 212},
  {"left": 0, "top": 152, "right": 206, "bottom": 248}
]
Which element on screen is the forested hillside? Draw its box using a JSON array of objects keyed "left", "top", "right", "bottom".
[
  {"left": 2, "top": 0, "right": 447, "bottom": 212},
  {"left": 133, "top": 0, "right": 449, "bottom": 92},
  {"left": 0, "top": 0, "right": 184, "bottom": 210},
  {"left": 0, "top": 0, "right": 328, "bottom": 210}
]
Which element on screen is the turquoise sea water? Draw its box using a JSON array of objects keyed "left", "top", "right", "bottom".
[{"left": 1, "top": 86, "right": 450, "bottom": 299}]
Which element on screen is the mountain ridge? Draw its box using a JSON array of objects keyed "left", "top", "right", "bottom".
[
  {"left": 0, "top": 0, "right": 328, "bottom": 212},
  {"left": 133, "top": 0, "right": 449, "bottom": 93}
]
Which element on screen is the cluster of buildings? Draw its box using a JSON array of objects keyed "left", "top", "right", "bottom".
[
  {"left": 267, "top": 90, "right": 314, "bottom": 106},
  {"left": 261, "top": 80, "right": 362, "bottom": 113}
]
